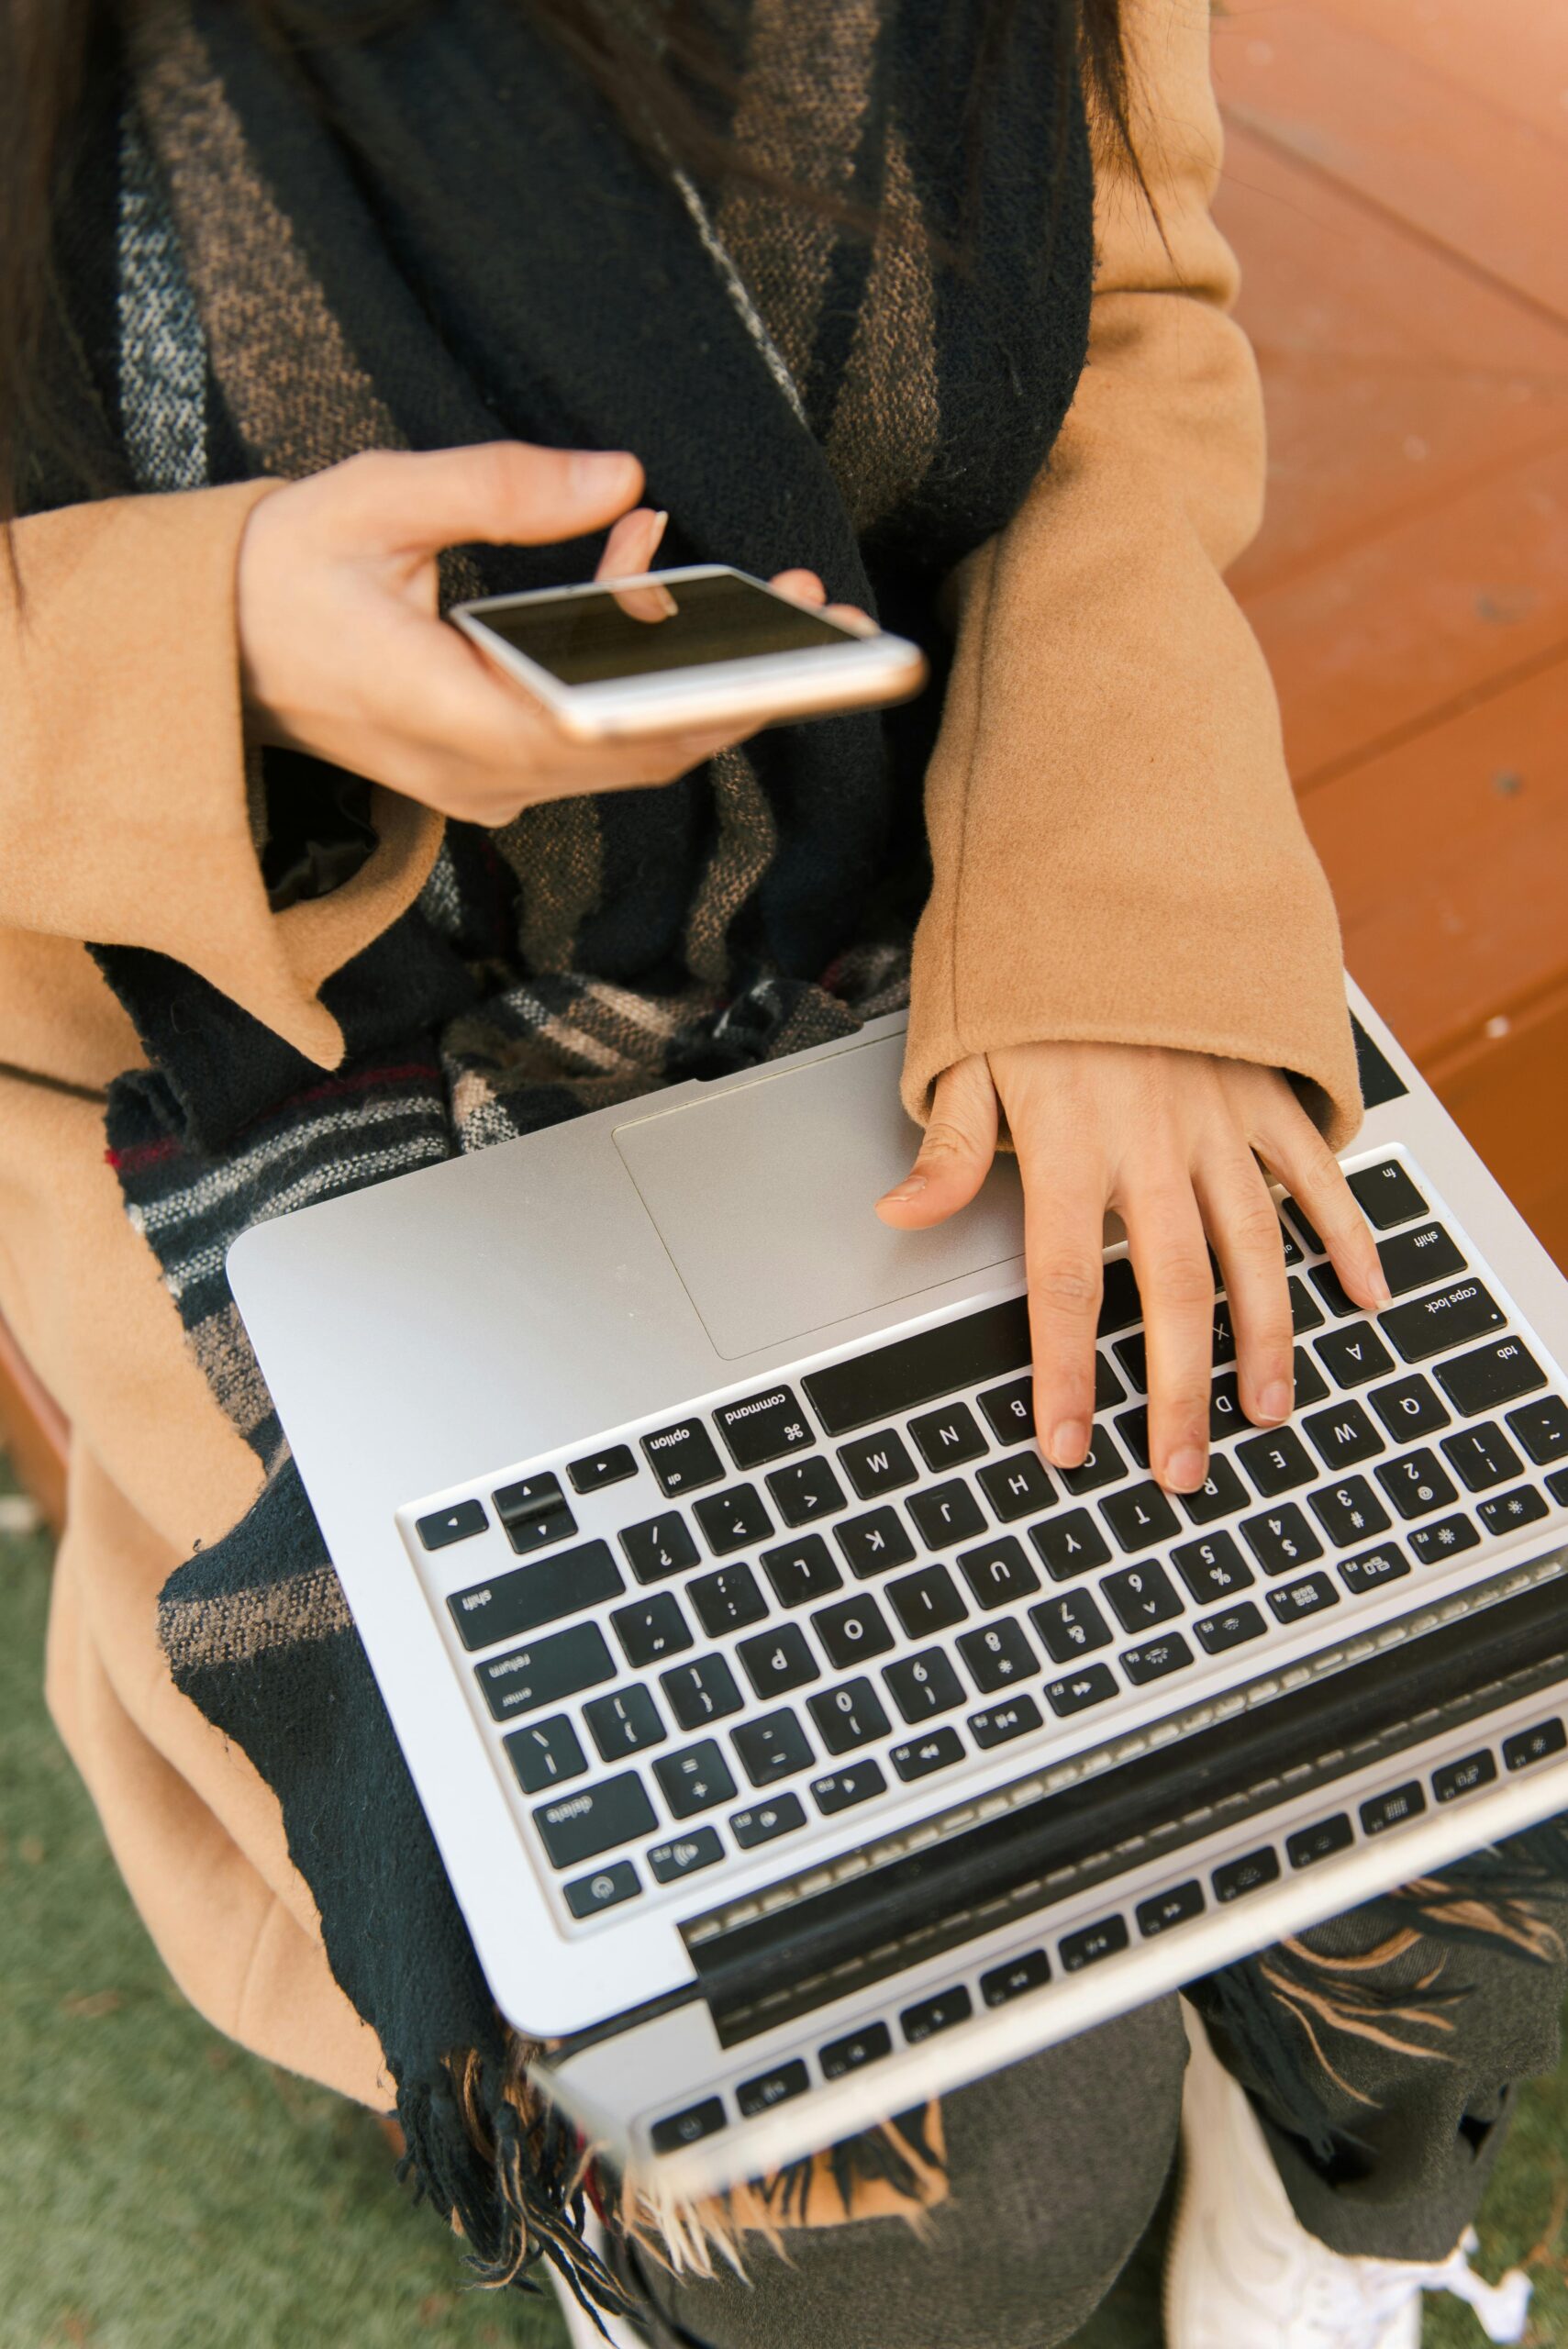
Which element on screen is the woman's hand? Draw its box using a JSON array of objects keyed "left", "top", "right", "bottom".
[
  {"left": 877, "top": 1042, "right": 1390, "bottom": 1494},
  {"left": 237, "top": 440, "right": 850, "bottom": 828}
]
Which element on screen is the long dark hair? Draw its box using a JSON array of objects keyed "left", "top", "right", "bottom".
[{"left": 0, "top": 0, "right": 1130, "bottom": 521}]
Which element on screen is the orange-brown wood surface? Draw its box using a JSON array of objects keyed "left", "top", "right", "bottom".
[{"left": 1213, "top": 0, "right": 1568, "bottom": 1269}]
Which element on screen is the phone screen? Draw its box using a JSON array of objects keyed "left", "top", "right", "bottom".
[{"left": 469, "top": 571, "right": 856, "bottom": 685}]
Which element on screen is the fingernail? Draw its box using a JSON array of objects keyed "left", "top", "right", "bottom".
[
  {"left": 1372, "top": 1275, "right": 1394, "bottom": 1309},
  {"left": 879, "top": 1174, "right": 927, "bottom": 1206},
  {"left": 571, "top": 449, "right": 639, "bottom": 496},
  {"left": 1050, "top": 1420, "right": 1089, "bottom": 1468},
  {"left": 648, "top": 507, "right": 669, "bottom": 552},
  {"left": 1260, "top": 1379, "right": 1294, "bottom": 1422},
  {"left": 1165, "top": 1445, "right": 1207, "bottom": 1493}
]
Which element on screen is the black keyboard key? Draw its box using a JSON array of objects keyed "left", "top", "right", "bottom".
[
  {"left": 1097, "top": 1257, "right": 1143, "bottom": 1334},
  {"left": 813, "top": 1591, "right": 895, "bottom": 1669},
  {"left": 1030, "top": 1508, "right": 1113, "bottom": 1581},
  {"left": 715, "top": 1386, "right": 814, "bottom": 1470},
  {"left": 534, "top": 1771, "right": 657, "bottom": 1867},
  {"left": 737, "top": 2060, "right": 809, "bottom": 2119},
  {"left": 1137, "top": 1882, "right": 1205, "bottom": 1938},
  {"left": 565, "top": 1861, "right": 641, "bottom": 1919},
  {"left": 1240, "top": 1503, "right": 1324, "bottom": 1577},
  {"left": 494, "top": 1474, "right": 578, "bottom": 1555},
  {"left": 1379, "top": 1222, "right": 1466, "bottom": 1297},
  {"left": 1061, "top": 1915, "right": 1129, "bottom": 1971},
  {"left": 1123, "top": 1632, "right": 1195, "bottom": 1685},
  {"left": 1281, "top": 1196, "right": 1324, "bottom": 1255},
  {"left": 1214, "top": 1846, "right": 1281, "bottom": 1902},
  {"left": 1182, "top": 1456, "right": 1251, "bottom": 1526},
  {"left": 611, "top": 1592, "right": 694, "bottom": 1669},
  {"left": 1508, "top": 1397, "right": 1568, "bottom": 1466},
  {"left": 643, "top": 1419, "right": 724, "bottom": 1496},
  {"left": 584, "top": 1686, "right": 666, "bottom": 1760},
  {"left": 1409, "top": 1512, "right": 1481, "bottom": 1566},
  {"left": 1314, "top": 1324, "right": 1395, "bottom": 1390},
  {"left": 1286, "top": 1814, "right": 1353, "bottom": 1869},
  {"left": 505, "top": 1714, "right": 588, "bottom": 1795},
  {"left": 982, "top": 1948, "right": 1052, "bottom": 2002},
  {"left": 653, "top": 1740, "right": 736, "bottom": 1817},
  {"left": 1030, "top": 1588, "right": 1113, "bottom": 1664},
  {"left": 695, "top": 1485, "right": 773, "bottom": 1556},
  {"left": 909, "top": 1400, "right": 988, "bottom": 1472},
  {"left": 819, "top": 2021, "right": 893, "bottom": 2078},
  {"left": 959, "top": 1618, "right": 1039, "bottom": 1693},
  {"left": 1368, "top": 1373, "right": 1451, "bottom": 1442},
  {"left": 417, "top": 1497, "right": 486, "bottom": 1550},
  {"left": 1095, "top": 1353, "right": 1128, "bottom": 1411},
  {"left": 892, "top": 1726, "right": 966, "bottom": 1780},
  {"left": 1310, "top": 1475, "right": 1392, "bottom": 1549},
  {"left": 1362, "top": 1781, "right": 1426, "bottom": 1835},
  {"left": 884, "top": 1647, "right": 966, "bottom": 1721},
  {"left": 1268, "top": 1570, "right": 1340, "bottom": 1624},
  {"left": 1551, "top": 1468, "right": 1568, "bottom": 1507},
  {"left": 767, "top": 1454, "right": 847, "bottom": 1527},
  {"left": 1293, "top": 1346, "right": 1332, "bottom": 1408},
  {"left": 1103, "top": 1561, "right": 1183, "bottom": 1633},
  {"left": 649, "top": 1827, "right": 725, "bottom": 1885},
  {"left": 970, "top": 1695, "right": 1044, "bottom": 1747},
  {"left": 448, "top": 1539, "right": 624, "bottom": 1652},
  {"left": 887, "top": 1563, "right": 968, "bottom": 1639},
  {"left": 1382, "top": 1280, "right": 1505, "bottom": 1365},
  {"left": 1060, "top": 1431, "right": 1128, "bottom": 1497},
  {"left": 1309, "top": 1262, "right": 1359, "bottom": 1319},
  {"left": 689, "top": 1564, "right": 768, "bottom": 1637},
  {"left": 1340, "top": 1542, "right": 1410, "bottom": 1597},
  {"left": 1433, "top": 1750, "right": 1497, "bottom": 1802},
  {"left": 1436, "top": 1336, "right": 1547, "bottom": 1417},
  {"left": 1211, "top": 1297, "right": 1241, "bottom": 1362},
  {"left": 978, "top": 1374, "right": 1036, "bottom": 1445},
  {"left": 958, "top": 1535, "right": 1041, "bottom": 1610},
  {"left": 1172, "top": 1531, "right": 1254, "bottom": 1606},
  {"left": 621, "top": 1512, "right": 700, "bottom": 1585},
  {"left": 808, "top": 1677, "right": 891, "bottom": 1754},
  {"left": 567, "top": 1443, "right": 636, "bottom": 1496},
  {"left": 1236, "top": 1426, "right": 1318, "bottom": 1498},
  {"left": 1477, "top": 1485, "right": 1551, "bottom": 1539},
  {"left": 661, "top": 1653, "right": 743, "bottom": 1731},
  {"left": 1349, "top": 1159, "right": 1428, "bottom": 1230},
  {"left": 476, "top": 1622, "right": 616, "bottom": 1720},
  {"left": 730, "top": 1790, "right": 807, "bottom": 1845},
  {"left": 737, "top": 1623, "right": 819, "bottom": 1700},
  {"left": 1376, "top": 1449, "right": 1459, "bottom": 1521},
  {"left": 805, "top": 1297, "right": 1030, "bottom": 1437},
  {"left": 835, "top": 1506, "right": 917, "bottom": 1579},
  {"left": 1101, "top": 1481, "right": 1181, "bottom": 1554},
  {"left": 1208, "top": 1373, "right": 1246, "bottom": 1443},
  {"left": 1195, "top": 1601, "right": 1266, "bottom": 1654},
  {"left": 902, "top": 1985, "right": 973, "bottom": 2044},
  {"left": 839, "top": 1429, "right": 918, "bottom": 1500},
  {"left": 731, "top": 1710, "right": 813, "bottom": 1788},
  {"left": 1113, "top": 1404, "right": 1152, "bottom": 1471},
  {"left": 760, "top": 1533, "right": 843, "bottom": 1609},
  {"left": 1288, "top": 1277, "right": 1326, "bottom": 1336},
  {"left": 1045, "top": 1663, "right": 1119, "bottom": 1716},
  {"left": 1113, "top": 1331, "right": 1149, "bottom": 1393},
  {"left": 1503, "top": 1719, "right": 1568, "bottom": 1771},
  {"left": 978, "top": 1452, "right": 1057, "bottom": 1523},
  {"left": 907, "top": 1478, "right": 987, "bottom": 1552},
  {"left": 650, "top": 2097, "right": 726, "bottom": 2154},
  {"left": 813, "top": 1760, "right": 886, "bottom": 1815},
  {"left": 1304, "top": 1400, "right": 1385, "bottom": 1473}
]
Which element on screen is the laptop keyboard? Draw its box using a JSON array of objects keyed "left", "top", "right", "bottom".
[{"left": 406, "top": 1155, "right": 1568, "bottom": 1929}]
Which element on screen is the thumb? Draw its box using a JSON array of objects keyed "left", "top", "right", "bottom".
[
  {"left": 342, "top": 440, "right": 645, "bottom": 557},
  {"left": 876, "top": 1055, "right": 999, "bottom": 1228}
]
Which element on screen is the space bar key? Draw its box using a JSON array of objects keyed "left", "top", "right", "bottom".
[{"left": 803, "top": 1297, "right": 1031, "bottom": 1438}]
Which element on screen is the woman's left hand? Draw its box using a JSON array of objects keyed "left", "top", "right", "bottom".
[{"left": 876, "top": 1041, "right": 1391, "bottom": 1495}]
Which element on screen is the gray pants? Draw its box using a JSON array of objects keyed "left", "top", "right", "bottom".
[{"left": 630, "top": 1901, "right": 1567, "bottom": 2349}]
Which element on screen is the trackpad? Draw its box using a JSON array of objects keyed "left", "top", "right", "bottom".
[{"left": 612, "top": 1034, "right": 1025, "bottom": 1360}]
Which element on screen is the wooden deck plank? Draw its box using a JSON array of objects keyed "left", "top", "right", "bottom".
[
  {"left": 1296, "top": 0, "right": 1568, "bottom": 156},
  {"left": 1429, "top": 978, "right": 1568, "bottom": 1272},
  {"left": 1212, "top": 3, "right": 1568, "bottom": 325}
]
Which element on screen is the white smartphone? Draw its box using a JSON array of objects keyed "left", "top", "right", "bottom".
[{"left": 450, "top": 562, "right": 928, "bottom": 743}]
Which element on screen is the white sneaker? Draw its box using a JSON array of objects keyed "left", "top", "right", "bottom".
[
  {"left": 550, "top": 2211, "right": 650, "bottom": 2349},
  {"left": 1165, "top": 1999, "right": 1532, "bottom": 2349}
]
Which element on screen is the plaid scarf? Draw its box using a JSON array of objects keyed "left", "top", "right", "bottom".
[{"left": 41, "top": 0, "right": 1097, "bottom": 2316}]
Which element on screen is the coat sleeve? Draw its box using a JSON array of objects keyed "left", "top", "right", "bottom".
[
  {"left": 902, "top": 0, "right": 1362, "bottom": 1150},
  {"left": 0, "top": 482, "right": 443, "bottom": 1070}
]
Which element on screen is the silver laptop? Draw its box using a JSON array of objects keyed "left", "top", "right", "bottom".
[{"left": 228, "top": 978, "right": 1568, "bottom": 2200}]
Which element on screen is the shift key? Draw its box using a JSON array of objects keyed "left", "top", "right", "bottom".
[
  {"left": 449, "top": 1539, "right": 623, "bottom": 1652},
  {"left": 476, "top": 1621, "right": 615, "bottom": 1720},
  {"left": 1381, "top": 1280, "right": 1504, "bottom": 1364}
]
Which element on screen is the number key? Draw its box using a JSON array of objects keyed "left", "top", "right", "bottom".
[
  {"left": 1029, "top": 1589, "right": 1112, "bottom": 1664},
  {"left": 1375, "top": 1449, "right": 1458, "bottom": 1521},
  {"left": 807, "top": 1677, "right": 891, "bottom": 1754},
  {"left": 884, "top": 1647, "right": 966, "bottom": 1721},
  {"left": 959, "top": 1618, "right": 1039, "bottom": 1693},
  {"left": 1172, "top": 1531, "right": 1253, "bottom": 1606},
  {"left": 1440, "top": 1421, "right": 1524, "bottom": 1494},
  {"left": 1102, "top": 1561, "right": 1183, "bottom": 1632},
  {"left": 1239, "top": 1504, "right": 1324, "bottom": 1577}
]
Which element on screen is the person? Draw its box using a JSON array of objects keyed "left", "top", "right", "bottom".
[{"left": 0, "top": 0, "right": 1557, "bottom": 2343}]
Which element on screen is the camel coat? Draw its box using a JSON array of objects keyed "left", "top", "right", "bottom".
[{"left": 0, "top": 0, "right": 1359, "bottom": 2120}]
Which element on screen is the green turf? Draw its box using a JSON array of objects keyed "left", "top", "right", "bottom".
[{"left": 3, "top": 1450, "right": 1564, "bottom": 2346}]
